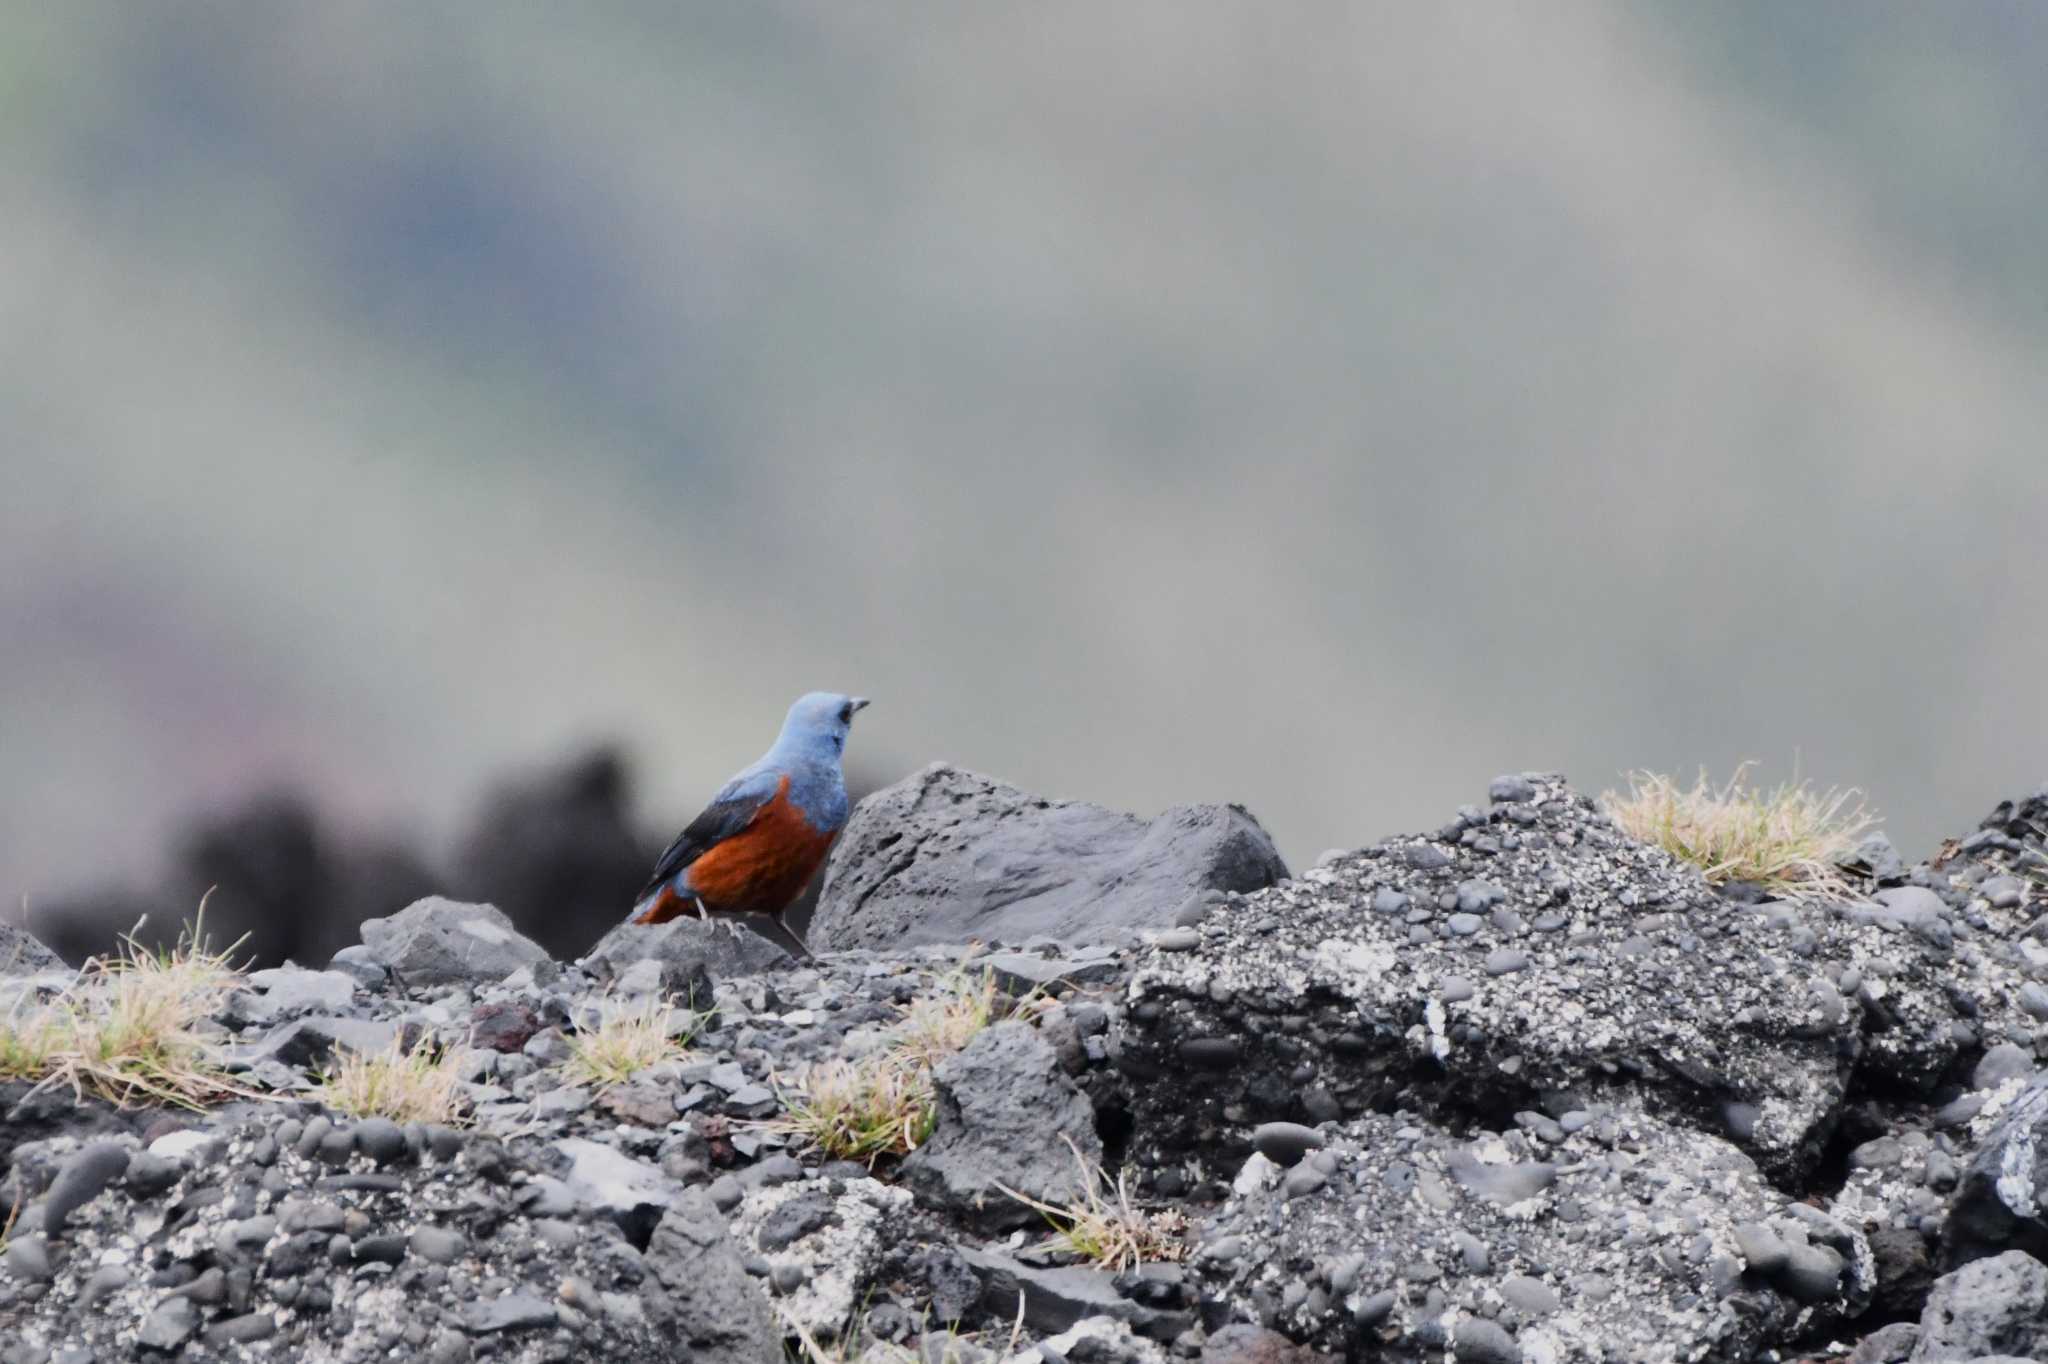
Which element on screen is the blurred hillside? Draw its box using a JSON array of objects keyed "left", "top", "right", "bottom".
[{"left": 6, "top": 4, "right": 2048, "bottom": 944}]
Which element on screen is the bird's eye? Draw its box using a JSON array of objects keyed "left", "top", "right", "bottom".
[{"left": 837, "top": 703, "right": 853, "bottom": 725}]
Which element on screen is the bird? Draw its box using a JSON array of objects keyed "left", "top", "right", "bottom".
[{"left": 625, "top": 692, "right": 868, "bottom": 958}]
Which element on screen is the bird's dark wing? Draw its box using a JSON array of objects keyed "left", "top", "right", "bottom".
[{"left": 634, "top": 768, "right": 781, "bottom": 901}]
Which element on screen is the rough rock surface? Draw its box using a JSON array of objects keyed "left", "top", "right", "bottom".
[
  {"left": 1908, "top": 1249, "right": 2048, "bottom": 1361},
  {"left": 1119, "top": 776, "right": 1860, "bottom": 1184},
  {"left": 10, "top": 770, "right": 2048, "bottom": 1364},
  {"left": 1193, "top": 1106, "right": 1871, "bottom": 1363},
  {"left": 812, "top": 764, "right": 1288, "bottom": 952},
  {"left": 902, "top": 1022, "right": 1101, "bottom": 1230},
  {"left": 1945, "top": 1069, "right": 2048, "bottom": 1265},
  {"left": 0, "top": 922, "right": 62, "bottom": 974},
  {"left": 582, "top": 917, "right": 790, "bottom": 996},
  {"left": 358, "top": 896, "right": 550, "bottom": 988}
]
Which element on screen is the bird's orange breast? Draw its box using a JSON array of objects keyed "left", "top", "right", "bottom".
[{"left": 683, "top": 776, "right": 838, "bottom": 916}]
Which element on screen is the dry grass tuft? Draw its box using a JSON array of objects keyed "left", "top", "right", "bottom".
[
  {"left": 563, "top": 994, "right": 700, "bottom": 1088},
  {"left": 772, "top": 1055, "right": 936, "bottom": 1165},
  {"left": 0, "top": 913, "right": 250, "bottom": 1110},
  {"left": 766, "top": 965, "right": 1023, "bottom": 1165},
  {"left": 1604, "top": 764, "right": 1877, "bottom": 898},
  {"left": 998, "top": 1138, "right": 1189, "bottom": 1272},
  {"left": 319, "top": 1035, "right": 468, "bottom": 1124},
  {"left": 893, "top": 966, "right": 1000, "bottom": 1071}
]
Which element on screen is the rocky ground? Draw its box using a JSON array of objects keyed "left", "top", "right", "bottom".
[{"left": 4, "top": 763, "right": 2048, "bottom": 1362}]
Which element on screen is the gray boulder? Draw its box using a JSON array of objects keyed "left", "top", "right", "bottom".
[
  {"left": 1120, "top": 777, "right": 1860, "bottom": 1184},
  {"left": 582, "top": 917, "right": 787, "bottom": 1000},
  {"left": 356, "top": 897, "right": 549, "bottom": 988},
  {"left": 1911, "top": 1250, "right": 2048, "bottom": 1361},
  {"left": 812, "top": 764, "right": 1288, "bottom": 951},
  {"left": 1194, "top": 1106, "right": 1871, "bottom": 1363},
  {"left": 639, "top": 1191, "right": 780, "bottom": 1364},
  {"left": 903, "top": 1022, "right": 1102, "bottom": 1230},
  {"left": 0, "top": 922, "right": 61, "bottom": 974}
]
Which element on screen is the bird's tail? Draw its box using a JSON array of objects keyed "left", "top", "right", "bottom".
[{"left": 627, "top": 883, "right": 687, "bottom": 926}]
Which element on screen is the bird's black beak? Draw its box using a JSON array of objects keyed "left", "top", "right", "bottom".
[{"left": 849, "top": 697, "right": 871, "bottom": 714}]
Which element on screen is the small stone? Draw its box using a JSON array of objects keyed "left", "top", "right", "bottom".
[
  {"left": 1440, "top": 977, "right": 1476, "bottom": 1003},
  {"left": 354, "top": 1117, "right": 407, "bottom": 1164},
  {"left": 1452, "top": 1316, "right": 1519, "bottom": 1363},
  {"left": 204, "top": 1313, "right": 278, "bottom": 1347},
  {"left": 411, "top": 1226, "right": 465, "bottom": 1264},
  {"left": 1499, "top": 1275, "right": 1558, "bottom": 1315},
  {"left": 1733, "top": 1221, "right": 1789, "bottom": 1275},
  {"left": 124, "top": 1150, "right": 181, "bottom": 1197},
  {"left": 1154, "top": 928, "right": 1202, "bottom": 953},
  {"left": 42, "top": 1142, "right": 132, "bottom": 1236},
  {"left": 1775, "top": 1242, "right": 1844, "bottom": 1303},
  {"left": 1484, "top": 950, "right": 1529, "bottom": 976},
  {"left": 137, "top": 1298, "right": 201, "bottom": 1351},
  {"left": 1489, "top": 776, "right": 1536, "bottom": 803},
  {"left": 1353, "top": 1290, "right": 1395, "bottom": 1324},
  {"left": 1447, "top": 914, "right": 1484, "bottom": 936},
  {"left": 5, "top": 1236, "right": 52, "bottom": 1281},
  {"left": 1252, "top": 1123, "right": 1324, "bottom": 1168},
  {"left": 1373, "top": 888, "right": 1411, "bottom": 915},
  {"left": 464, "top": 1292, "right": 559, "bottom": 1333}
]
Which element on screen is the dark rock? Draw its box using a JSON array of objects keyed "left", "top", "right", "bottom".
[
  {"left": 639, "top": 1192, "right": 779, "bottom": 1364},
  {"left": 358, "top": 897, "right": 549, "bottom": 989},
  {"left": 353, "top": 1117, "right": 407, "bottom": 1164},
  {"left": 902, "top": 1022, "right": 1101, "bottom": 1230},
  {"left": 1120, "top": 777, "right": 1860, "bottom": 1185},
  {"left": 468, "top": 1000, "right": 542, "bottom": 1054},
  {"left": 240, "top": 1015, "right": 397, "bottom": 1070},
  {"left": 960, "top": 1248, "right": 1183, "bottom": 1339},
  {"left": 1910, "top": 1250, "right": 2048, "bottom": 1361},
  {"left": 1251, "top": 1123, "right": 1324, "bottom": 1169},
  {"left": 1947, "top": 1072, "right": 2048, "bottom": 1262},
  {"left": 40, "top": 1141, "right": 131, "bottom": 1237},
  {"left": 812, "top": 764, "right": 1288, "bottom": 951}
]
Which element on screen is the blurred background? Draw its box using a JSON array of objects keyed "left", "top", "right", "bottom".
[{"left": 7, "top": 3, "right": 2047, "bottom": 967}]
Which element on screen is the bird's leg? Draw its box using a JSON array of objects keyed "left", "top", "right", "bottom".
[{"left": 693, "top": 897, "right": 711, "bottom": 924}]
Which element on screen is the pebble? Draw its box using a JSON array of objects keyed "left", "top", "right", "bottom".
[
  {"left": 411, "top": 1226, "right": 466, "bottom": 1264},
  {"left": 707, "top": 1175, "right": 745, "bottom": 1213},
  {"left": 1775, "top": 1242, "right": 1844, "bottom": 1303},
  {"left": 1447, "top": 914, "right": 1484, "bottom": 937},
  {"left": 1153, "top": 928, "right": 1203, "bottom": 953},
  {"left": 136, "top": 1298, "right": 200, "bottom": 1350},
  {"left": 1484, "top": 950, "right": 1529, "bottom": 976},
  {"left": 353, "top": 1118, "right": 408, "bottom": 1164},
  {"left": 1252, "top": 1122, "right": 1325, "bottom": 1168},
  {"left": 4, "top": 1236, "right": 52, "bottom": 1282},
  {"left": 1373, "top": 888, "right": 1411, "bottom": 915},
  {"left": 1440, "top": 977, "right": 1476, "bottom": 1003},
  {"left": 1500, "top": 1274, "right": 1558, "bottom": 1315},
  {"left": 36, "top": 1142, "right": 129, "bottom": 1239},
  {"left": 1452, "top": 1317, "right": 1520, "bottom": 1364},
  {"left": 464, "top": 1292, "right": 560, "bottom": 1333},
  {"left": 1732, "top": 1222, "right": 1789, "bottom": 1275},
  {"left": 123, "top": 1150, "right": 182, "bottom": 1197}
]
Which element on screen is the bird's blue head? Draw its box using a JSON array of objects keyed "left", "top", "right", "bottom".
[{"left": 772, "top": 691, "right": 869, "bottom": 764}]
